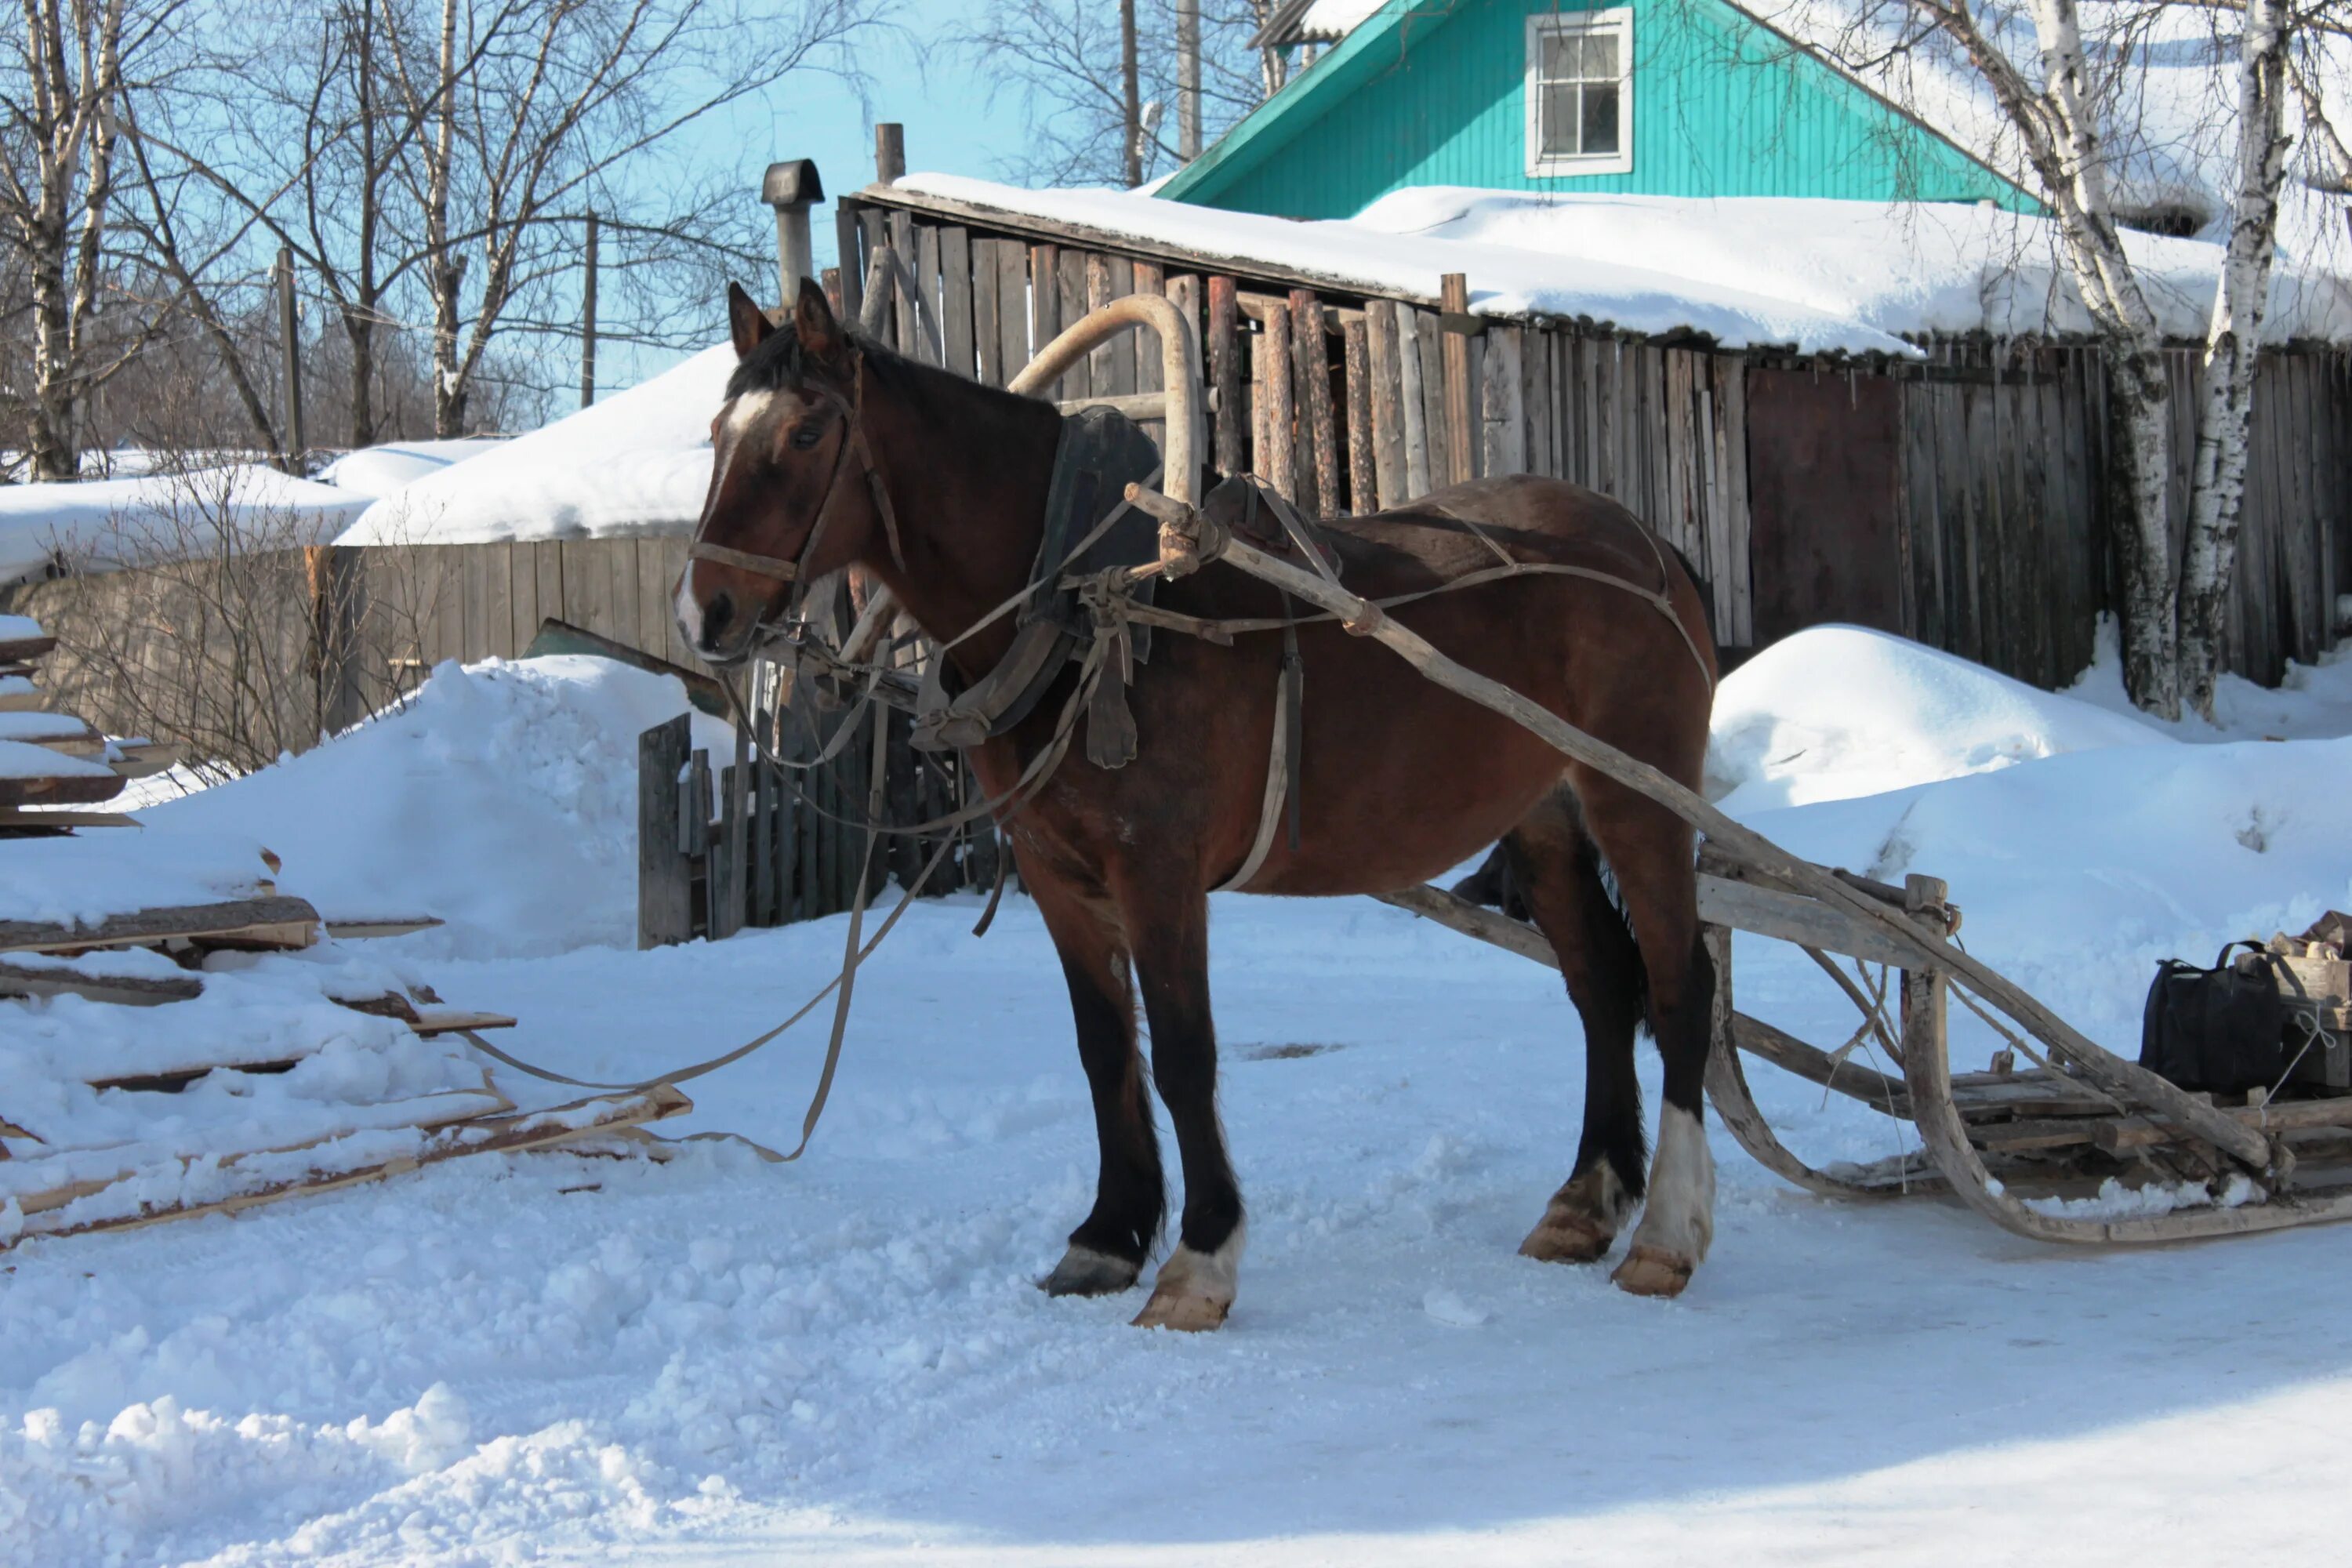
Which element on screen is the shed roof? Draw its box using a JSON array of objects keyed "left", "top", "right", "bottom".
[{"left": 874, "top": 172, "right": 2352, "bottom": 351}]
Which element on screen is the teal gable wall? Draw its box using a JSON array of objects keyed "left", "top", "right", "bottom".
[{"left": 1161, "top": 0, "right": 2034, "bottom": 218}]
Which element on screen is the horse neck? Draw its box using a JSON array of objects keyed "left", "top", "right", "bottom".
[{"left": 854, "top": 361, "right": 1061, "bottom": 677}]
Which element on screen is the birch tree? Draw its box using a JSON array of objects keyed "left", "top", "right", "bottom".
[
  {"left": 1798, "top": 0, "right": 2345, "bottom": 718},
  {"left": 1, "top": 0, "right": 186, "bottom": 480}
]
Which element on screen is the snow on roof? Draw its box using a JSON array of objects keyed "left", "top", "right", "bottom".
[
  {"left": 314, "top": 437, "right": 510, "bottom": 500},
  {"left": 0, "top": 466, "right": 372, "bottom": 588},
  {"left": 890, "top": 172, "right": 2352, "bottom": 349},
  {"left": 339, "top": 347, "right": 729, "bottom": 548}
]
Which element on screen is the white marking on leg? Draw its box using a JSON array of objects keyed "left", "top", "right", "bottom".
[
  {"left": 1132, "top": 1221, "right": 1245, "bottom": 1330},
  {"left": 1630, "top": 1103, "right": 1715, "bottom": 1264}
]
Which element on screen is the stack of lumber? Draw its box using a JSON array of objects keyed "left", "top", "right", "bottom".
[
  {"left": 0, "top": 613, "right": 173, "bottom": 829},
  {"left": 0, "top": 862, "right": 688, "bottom": 1247}
]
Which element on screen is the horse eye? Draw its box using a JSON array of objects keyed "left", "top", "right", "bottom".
[{"left": 790, "top": 421, "right": 825, "bottom": 450}]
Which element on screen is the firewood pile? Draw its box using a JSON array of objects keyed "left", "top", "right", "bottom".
[
  {"left": 0, "top": 611, "right": 690, "bottom": 1246},
  {"left": 0, "top": 613, "right": 173, "bottom": 831}
]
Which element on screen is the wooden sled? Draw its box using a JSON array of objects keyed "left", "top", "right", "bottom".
[{"left": 1112, "top": 469, "right": 2352, "bottom": 1247}]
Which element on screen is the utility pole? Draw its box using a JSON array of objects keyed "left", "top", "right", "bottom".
[
  {"left": 580, "top": 211, "right": 598, "bottom": 408},
  {"left": 763, "top": 159, "right": 825, "bottom": 304},
  {"left": 873, "top": 122, "right": 905, "bottom": 186},
  {"left": 275, "top": 246, "right": 306, "bottom": 469},
  {"left": 1120, "top": 0, "right": 1142, "bottom": 186},
  {"left": 1177, "top": 0, "right": 1201, "bottom": 161}
]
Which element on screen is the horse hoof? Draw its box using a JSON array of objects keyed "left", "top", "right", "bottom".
[
  {"left": 1610, "top": 1243, "right": 1694, "bottom": 1298},
  {"left": 1039, "top": 1245, "right": 1142, "bottom": 1298},
  {"left": 1130, "top": 1287, "right": 1230, "bottom": 1331},
  {"left": 1517, "top": 1209, "right": 1616, "bottom": 1265}
]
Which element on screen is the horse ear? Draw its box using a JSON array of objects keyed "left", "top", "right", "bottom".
[
  {"left": 793, "top": 276, "right": 847, "bottom": 365},
  {"left": 727, "top": 281, "right": 774, "bottom": 361}
]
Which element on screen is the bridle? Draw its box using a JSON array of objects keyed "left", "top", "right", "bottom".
[{"left": 685, "top": 346, "right": 907, "bottom": 632}]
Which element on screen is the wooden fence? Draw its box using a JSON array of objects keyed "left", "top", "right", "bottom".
[{"left": 850, "top": 180, "right": 2352, "bottom": 688}]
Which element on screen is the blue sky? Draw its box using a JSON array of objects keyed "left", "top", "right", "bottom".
[{"left": 623, "top": 0, "right": 1036, "bottom": 384}]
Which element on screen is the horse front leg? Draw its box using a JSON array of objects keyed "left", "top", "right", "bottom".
[
  {"left": 1121, "top": 882, "right": 1244, "bottom": 1331},
  {"left": 1026, "top": 862, "right": 1165, "bottom": 1298}
]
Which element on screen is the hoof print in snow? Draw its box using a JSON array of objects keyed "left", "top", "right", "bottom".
[
  {"left": 1038, "top": 1246, "right": 1142, "bottom": 1298},
  {"left": 1610, "top": 1243, "right": 1694, "bottom": 1299}
]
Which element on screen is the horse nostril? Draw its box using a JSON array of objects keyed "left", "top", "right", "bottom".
[{"left": 703, "top": 590, "right": 734, "bottom": 645}]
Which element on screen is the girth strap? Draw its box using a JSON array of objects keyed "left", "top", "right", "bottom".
[{"left": 1212, "top": 612, "right": 1305, "bottom": 895}]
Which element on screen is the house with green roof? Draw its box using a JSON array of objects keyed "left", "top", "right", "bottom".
[{"left": 1160, "top": 0, "right": 2040, "bottom": 220}]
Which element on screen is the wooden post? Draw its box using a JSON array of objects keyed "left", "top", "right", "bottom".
[
  {"left": 1365, "top": 300, "right": 1407, "bottom": 508},
  {"left": 276, "top": 246, "right": 305, "bottom": 467},
  {"left": 940, "top": 226, "right": 974, "bottom": 379},
  {"left": 1288, "top": 289, "right": 1331, "bottom": 516},
  {"left": 1087, "top": 254, "right": 1117, "bottom": 391},
  {"left": 1440, "top": 274, "right": 1475, "bottom": 487},
  {"left": 974, "top": 238, "right": 1004, "bottom": 386},
  {"left": 761, "top": 158, "right": 823, "bottom": 303},
  {"left": 1342, "top": 314, "right": 1375, "bottom": 515},
  {"left": 580, "top": 212, "right": 598, "bottom": 408},
  {"left": 1207, "top": 277, "right": 1243, "bottom": 477},
  {"left": 1176, "top": 0, "right": 1202, "bottom": 161},
  {"left": 638, "top": 715, "right": 693, "bottom": 949},
  {"left": 874, "top": 123, "right": 905, "bottom": 185},
  {"left": 1258, "top": 302, "right": 1296, "bottom": 502},
  {"left": 1396, "top": 303, "right": 1431, "bottom": 499}
]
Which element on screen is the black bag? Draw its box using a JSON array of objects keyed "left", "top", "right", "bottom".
[{"left": 2140, "top": 942, "right": 2288, "bottom": 1094}]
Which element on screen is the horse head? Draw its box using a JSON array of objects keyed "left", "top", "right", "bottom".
[{"left": 676, "top": 278, "right": 880, "bottom": 665}]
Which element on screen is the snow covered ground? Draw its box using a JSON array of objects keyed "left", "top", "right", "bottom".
[{"left": 9, "top": 630, "right": 2352, "bottom": 1565}]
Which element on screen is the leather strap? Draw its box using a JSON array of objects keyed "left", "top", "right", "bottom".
[
  {"left": 1212, "top": 649, "right": 1299, "bottom": 895},
  {"left": 689, "top": 540, "right": 801, "bottom": 581}
]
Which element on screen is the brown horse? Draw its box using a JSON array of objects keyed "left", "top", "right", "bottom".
[{"left": 679, "top": 281, "right": 1720, "bottom": 1330}]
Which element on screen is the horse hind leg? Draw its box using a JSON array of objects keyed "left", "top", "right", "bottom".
[
  {"left": 1501, "top": 797, "right": 1648, "bottom": 1265},
  {"left": 1578, "top": 778, "right": 1718, "bottom": 1299}
]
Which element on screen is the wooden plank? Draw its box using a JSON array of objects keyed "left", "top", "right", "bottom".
[
  {"left": 1415, "top": 309, "right": 1448, "bottom": 491},
  {"left": 0, "top": 633, "right": 56, "bottom": 662},
  {"left": 1665, "top": 349, "right": 1696, "bottom": 557},
  {"left": 1057, "top": 250, "right": 1090, "bottom": 398},
  {"left": 1481, "top": 322, "right": 1526, "bottom": 478},
  {"left": 1207, "top": 276, "right": 1244, "bottom": 478},
  {"left": 636, "top": 538, "right": 673, "bottom": 659},
  {"left": 833, "top": 198, "right": 864, "bottom": 323},
  {"left": 972, "top": 238, "right": 1004, "bottom": 386},
  {"left": 15, "top": 1087, "right": 690, "bottom": 1244},
  {"left": 1439, "top": 277, "right": 1475, "bottom": 487},
  {"left": 1290, "top": 289, "right": 1337, "bottom": 517},
  {"left": 1027, "top": 243, "right": 1059, "bottom": 396},
  {"left": 1135, "top": 262, "right": 1166, "bottom": 395},
  {"left": 1695, "top": 875, "right": 1925, "bottom": 968},
  {"left": 939, "top": 225, "right": 975, "bottom": 379},
  {"left": 0, "top": 770, "right": 128, "bottom": 808},
  {"left": 1105, "top": 256, "right": 1138, "bottom": 395},
  {"left": 1087, "top": 252, "right": 1118, "bottom": 394},
  {"left": 638, "top": 713, "right": 693, "bottom": 949},
  {"left": 916, "top": 221, "right": 944, "bottom": 368},
  {"left": 0, "top": 896, "right": 319, "bottom": 956},
  {"left": 1341, "top": 314, "right": 1376, "bottom": 516},
  {"left": 324, "top": 916, "right": 444, "bottom": 939},
  {"left": 996, "top": 239, "right": 1029, "bottom": 383},
  {"left": 1525, "top": 328, "right": 1555, "bottom": 480},
  {"left": 0, "top": 959, "right": 202, "bottom": 1007},
  {"left": 886, "top": 210, "right": 920, "bottom": 358}
]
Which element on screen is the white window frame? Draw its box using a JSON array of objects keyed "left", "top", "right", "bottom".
[{"left": 1524, "top": 9, "right": 1634, "bottom": 179}]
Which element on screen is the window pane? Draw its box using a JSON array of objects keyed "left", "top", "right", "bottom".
[
  {"left": 1541, "top": 82, "right": 1581, "bottom": 155},
  {"left": 1541, "top": 31, "right": 1581, "bottom": 82},
  {"left": 1581, "top": 82, "right": 1620, "bottom": 154},
  {"left": 1584, "top": 34, "right": 1618, "bottom": 80}
]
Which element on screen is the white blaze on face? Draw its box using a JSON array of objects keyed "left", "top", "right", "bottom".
[{"left": 681, "top": 388, "right": 783, "bottom": 653}]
